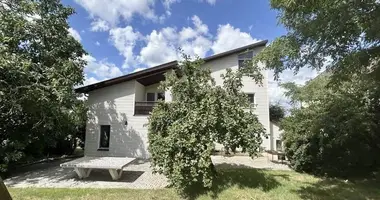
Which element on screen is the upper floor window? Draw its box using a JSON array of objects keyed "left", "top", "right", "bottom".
[
  {"left": 238, "top": 51, "right": 254, "bottom": 69},
  {"left": 146, "top": 92, "right": 165, "bottom": 101},
  {"left": 247, "top": 93, "right": 255, "bottom": 104},
  {"left": 146, "top": 93, "right": 155, "bottom": 101},
  {"left": 157, "top": 92, "right": 165, "bottom": 101}
]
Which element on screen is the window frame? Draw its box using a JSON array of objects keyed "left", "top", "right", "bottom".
[
  {"left": 146, "top": 92, "right": 156, "bottom": 102},
  {"left": 157, "top": 92, "right": 165, "bottom": 101},
  {"left": 98, "top": 125, "right": 111, "bottom": 150},
  {"left": 246, "top": 93, "right": 255, "bottom": 105},
  {"left": 238, "top": 51, "right": 254, "bottom": 69},
  {"left": 146, "top": 92, "right": 165, "bottom": 101},
  {"left": 276, "top": 140, "right": 283, "bottom": 151}
]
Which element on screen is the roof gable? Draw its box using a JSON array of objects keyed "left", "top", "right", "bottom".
[{"left": 76, "top": 40, "right": 268, "bottom": 93}]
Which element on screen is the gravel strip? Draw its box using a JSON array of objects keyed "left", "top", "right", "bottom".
[{"left": 5, "top": 155, "right": 289, "bottom": 189}]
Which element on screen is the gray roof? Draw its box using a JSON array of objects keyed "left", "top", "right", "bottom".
[{"left": 76, "top": 40, "right": 268, "bottom": 93}]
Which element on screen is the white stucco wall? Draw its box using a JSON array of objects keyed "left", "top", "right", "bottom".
[
  {"left": 203, "top": 47, "right": 270, "bottom": 150},
  {"left": 134, "top": 81, "right": 145, "bottom": 102},
  {"left": 84, "top": 46, "right": 271, "bottom": 158},
  {"left": 270, "top": 122, "right": 283, "bottom": 150},
  {"left": 85, "top": 80, "right": 150, "bottom": 158}
]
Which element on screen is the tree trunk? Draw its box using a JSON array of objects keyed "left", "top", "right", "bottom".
[{"left": 0, "top": 177, "right": 12, "bottom": 200}]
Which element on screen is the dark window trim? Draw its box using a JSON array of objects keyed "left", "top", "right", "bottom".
[
  {"left": 247, "top": 93, "right": 255, "bottom": 104},
  {"left": 97, "top": 148, "right": 109, "bottom": 151},
  {"left": 99, "top": 125, "right": 110, "bottom": 149}
]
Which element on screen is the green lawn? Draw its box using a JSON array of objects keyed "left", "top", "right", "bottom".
[{"left": 8, "top": 168, "right": 380, "bottom": 200}]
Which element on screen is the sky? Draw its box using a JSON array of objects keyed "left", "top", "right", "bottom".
[{"left": 63, "top": 0, "right": 321, "bottom": 106}]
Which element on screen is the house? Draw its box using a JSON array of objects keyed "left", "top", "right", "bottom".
[
  {"left": 76, "top": 40, "right": 274, "bottom": 159},
  {"left": 270, "top": 122, "right": 283, "bottom": 151}
]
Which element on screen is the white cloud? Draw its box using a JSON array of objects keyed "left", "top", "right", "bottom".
[
  {"left": 90, "top": 18, "right": 110, "bottom": 32},
  {"left": 162, "top": 0, "right": 180, "bottom": 10},
  {"left": 83, "top": 55, "right": 123, "bottom": 80},
  {"left": 106, "top": 15, "right": 211, "bottom": 68},
  {"left": 68, "top": 28, "right": 81, "bottom": 42},
  {"left": 133, "top": 67, "right": 147, "bottom": 73},
  {"left": 268, "top": 68, "right": 324, "bottom": 106},
  {"left": 74, "top": 0, "right": 157, "bottom": 26},
  {"left": 84, "top": 75, "right": 100, "bottom": 86},
  {"left": 138, "top": 29, "right": 178, "bottom": 66},
  {"left": 137, "top": 15, "right": 212, "bottom": 66},
  {"left": 212, "top": 24, "right": 260, "bottom": 54},
  {"left": 192, "top": 15, "right": 208, "bottom": 34},
  {"left": 109, "top": 26, "right": 142, "bottom": 68},
  {"left": 199, "top": 0, "right": 217, "bottom": 5},
  {"left": 95, "top": 41, "right": 100, "bottom": 46}
]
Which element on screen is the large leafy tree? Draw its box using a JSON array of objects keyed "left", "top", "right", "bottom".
[
  {"left": 269, "top": 103, "right": 285, "bottom": 122},
  {"left": 252, "top": 0, "right": 380, "bottom": 177},
  {"left": 255, "top": 0, "right": 380, "bottom": 81},
  {"left": 148, "top": 55, "right": 265, "bottom": 194},
  {"left": 0, "top": 0, "right": 86, "bottom": 172}
]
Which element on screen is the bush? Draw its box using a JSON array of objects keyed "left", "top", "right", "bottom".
[{"left": 281, "top": 76, "right": 380, "bottom": 177}]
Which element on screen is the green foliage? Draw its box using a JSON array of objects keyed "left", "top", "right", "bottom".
[
  {"left": 269, "top": 104, "right": 285, "bottom": 122},
  {"left": 255, "top": 0, "right": 380, "bottom": 177},
  {"left": 255, "top": 0, "right": 380, "bottom": 81},
  {"left": 280, "top": 75, "right": 380, "bottom": 177},
  {"left": 0, "top": 0, "right": 87, "bottom": 172},
  {"left": 148, "top": 54, "right": 266, "bottom": 194}
]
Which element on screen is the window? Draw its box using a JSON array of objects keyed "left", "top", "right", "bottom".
[
  {"left": 146, "top": 93, "right": 155, "bottom": 101},
  {"left": 157, "top": 92, "right": 165, "bottom": 101},
  {"left": 247, "top": 93, "right": 255, "bottom": 104},
  {"left": 276, "top": 140, "right": 283, "bottom": 151},
  {"left": 99, "top": 125, "right": 110, "bottom": 149},
  {"left": 238, "top": 51, "right": 254, "bottom": 69}
]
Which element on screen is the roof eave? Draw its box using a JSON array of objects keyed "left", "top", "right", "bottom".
[{"left": 75, "top": 40, "right": 268, "bottom": 93}]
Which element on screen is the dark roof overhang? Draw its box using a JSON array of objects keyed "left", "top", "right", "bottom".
[{"left": 76, "top": 40, "right": 268, "bottom": 93}]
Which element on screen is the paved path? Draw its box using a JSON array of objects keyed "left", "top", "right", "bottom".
[{"left": 5, "top": 155, "right": 290, "bottom": 189}]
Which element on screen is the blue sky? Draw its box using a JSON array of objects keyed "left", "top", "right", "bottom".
[{"left": 63, "top": 0, "right": 319, "bottom": 105}]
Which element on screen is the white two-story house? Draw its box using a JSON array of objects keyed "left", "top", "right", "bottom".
[{"left": 76, "top": 40, "right": 272, "bottom": 159}]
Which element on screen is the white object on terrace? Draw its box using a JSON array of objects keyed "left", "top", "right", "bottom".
[{"left": 60, "top": 156, "right": 136, "bottom": 180}]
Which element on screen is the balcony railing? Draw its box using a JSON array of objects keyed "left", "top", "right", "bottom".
[{"left": 134, "top": 101, "right": 157, "bottom": 115}]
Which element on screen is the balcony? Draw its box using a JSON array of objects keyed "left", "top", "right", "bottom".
[{"left": 134, "top": 101, "right": 158, "bottom": 115}]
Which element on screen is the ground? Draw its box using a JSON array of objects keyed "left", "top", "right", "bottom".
[
  {"left": 8, "top": 169, "right": 380, "bottom": 200},
  {"left": 5, "top": 155, "right": 380, "bottom": 200},
  {"left": 4, "top": 154, "right": 289, "bottom": 189}
]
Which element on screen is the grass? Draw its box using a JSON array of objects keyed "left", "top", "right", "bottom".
[{"left": 8, "top": 168, "right": 380, "bottom": 200}]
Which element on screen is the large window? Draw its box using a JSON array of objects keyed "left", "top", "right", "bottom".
[
  {"left": 99, "top": 125, "right": 110, "bottom": 149},
  {"left": 238, "top": 51, "right": 254, "bottom": 69}
]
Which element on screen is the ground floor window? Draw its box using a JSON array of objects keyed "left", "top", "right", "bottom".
[
  {"left": 99, "top": 125, "right": 110, "bottom": 149},
  {"left": 276, "top": 140, "right": 282, "bottom": 151}
]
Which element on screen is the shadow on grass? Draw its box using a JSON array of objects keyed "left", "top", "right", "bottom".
[
  {"left": 184, "top": 163, "right": 287, "bottom": 199},
  {"left": 295, "top": 177, "right": 380, "bottom": 200}
]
